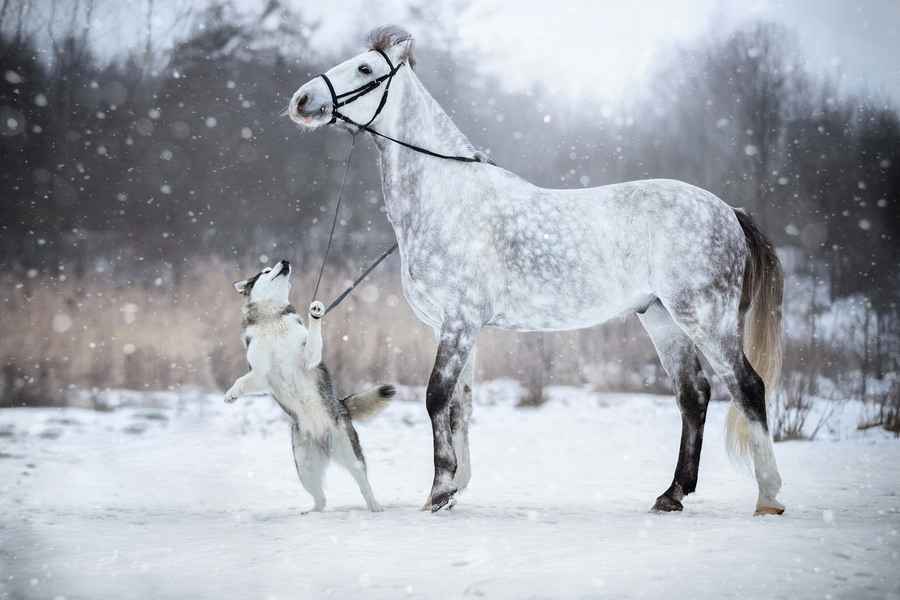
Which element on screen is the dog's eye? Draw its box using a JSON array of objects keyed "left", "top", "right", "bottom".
[
  {"left": 262, "top": 268, "right": 271, "bottom": 274},
  {"left": 358, "top": 64, "right": 372, "bottom": 75}
]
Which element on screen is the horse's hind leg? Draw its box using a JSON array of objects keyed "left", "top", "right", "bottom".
[
  {"left": 661, "top": 294, "right": 784, "bottom": 515},
  {"left": 639, "top": 300, "right": 711, "bottom": 512}
]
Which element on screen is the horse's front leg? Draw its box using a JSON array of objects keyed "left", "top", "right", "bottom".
[
  {"left": 426, "top": 319, "right": 478, "bottom": 512},
  {"left": 451, "top": 345, "right": 475, "bottom": 493}
]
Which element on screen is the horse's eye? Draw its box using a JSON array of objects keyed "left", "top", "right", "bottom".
[
  {"left": 358, "top": 64, "right": 372, "bottom": 75},
  {"left": 263, "top": 268, "right": 271, "bottom": 274}
]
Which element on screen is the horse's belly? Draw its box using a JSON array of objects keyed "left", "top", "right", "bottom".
[{"left": 490, "top": 287, "right": 653, "bottom": 332}]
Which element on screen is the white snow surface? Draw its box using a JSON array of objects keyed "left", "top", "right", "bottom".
[{"left": 1, "top": 385, "right": 898, "bottom": 600}]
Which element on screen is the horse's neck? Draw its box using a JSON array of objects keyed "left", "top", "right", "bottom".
[{"left": 373, "top": 68, "right": 476, "bottom": 226}]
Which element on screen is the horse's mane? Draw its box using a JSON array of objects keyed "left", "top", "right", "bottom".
[{"left": 366, "top": 25, "right": 416, "bottom": 69}]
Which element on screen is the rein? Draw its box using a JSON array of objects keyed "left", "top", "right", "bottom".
[
  {"left": 310, "top": 48, "right": 490, "bottom": 315},
  {"left": 318, "top": 49, "right": 490, "bottom": 164},
  {"left": 310, "top": 135, "right": 396, "bottom": 317}
]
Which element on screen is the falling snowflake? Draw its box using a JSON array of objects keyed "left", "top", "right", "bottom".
[
  {"left": 52, "top": 314, "right": 73, "bottom": 333},
  {"left": 121, "top": 303, "right": 139, "bottom": 324}
]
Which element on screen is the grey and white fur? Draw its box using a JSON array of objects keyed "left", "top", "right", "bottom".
[{"left": 225, "top": 259, "right": 395, "bottom": 512}]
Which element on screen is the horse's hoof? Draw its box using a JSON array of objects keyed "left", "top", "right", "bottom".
[
  {"left": 754, "top": 504, "right": 785, "bottom": 516},
  {"left": 431, "top": 488, "right": 457, "bottom": 513},
  {"left": 651, "top": 494, "right": 684, "bottom": 512},
  {"left": 755, "top": 496, "right": 785, "bottom": 516}
]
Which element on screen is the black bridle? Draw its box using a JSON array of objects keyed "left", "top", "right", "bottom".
[{"left": 317, "top": 49, "right": 489, "bottom": 164}]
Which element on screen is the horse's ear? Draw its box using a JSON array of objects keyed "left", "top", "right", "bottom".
[
  {"left": 396, "top": 37, "right": 415, "bottom": 66},
  {"left": 368, "top": 25, "right": 416, "bottom": 68}
]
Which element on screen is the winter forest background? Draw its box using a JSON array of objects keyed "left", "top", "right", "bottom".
[{"left": 1, "top": 0, "right": 898, "bottom": 438}]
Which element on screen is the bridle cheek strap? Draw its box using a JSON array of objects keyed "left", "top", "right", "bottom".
[{"left": 316, "top": 50, "right": 488, "bottom": 164}]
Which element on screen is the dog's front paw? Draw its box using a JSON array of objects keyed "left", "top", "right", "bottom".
[
  {"left": 308, "top": 301, "right": 325, "bottom": 320},
  {"left": 224, "top": 387, "right": 240, "bottom": 403}
]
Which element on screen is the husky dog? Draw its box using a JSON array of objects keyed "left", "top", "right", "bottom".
[{"left": 225, "top": 259, "right": 394, "bottom": 512}]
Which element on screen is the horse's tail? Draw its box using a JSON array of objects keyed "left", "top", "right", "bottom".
[{"left": 726, "top": 209, "right": 784, "bottom": 464}]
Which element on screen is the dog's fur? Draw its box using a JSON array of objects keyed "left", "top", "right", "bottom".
[{"left": 225, "top": 259, "right": 395, "bottom": 512}]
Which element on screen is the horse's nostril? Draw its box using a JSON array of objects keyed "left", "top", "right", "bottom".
[{"left": 297, "top": 94, "right": 308, "bottom": 110}]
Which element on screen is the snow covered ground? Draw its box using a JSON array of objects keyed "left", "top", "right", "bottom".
[{"left": 1, "top": 383, "right": 898, "bottom": 600}]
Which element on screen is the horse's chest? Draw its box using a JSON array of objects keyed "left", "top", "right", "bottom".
[
  {"left": 397, "top": 237, "right": 486, "bottom": 329},
  {"left": 399, "top": 251, "right": 447, "bottom": 329}
]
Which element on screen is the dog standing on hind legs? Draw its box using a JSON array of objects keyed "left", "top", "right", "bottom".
[{"left": 225, "top": 259, "right": 395, "bottom": 512}]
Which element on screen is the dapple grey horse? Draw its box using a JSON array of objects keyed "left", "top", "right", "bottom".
[{"left": 289, "top": 25, "right": 785, "bottom": 516}]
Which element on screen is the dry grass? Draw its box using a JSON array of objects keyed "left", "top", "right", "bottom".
[{"left": 0, "top": 257, "right": 667, "bottom": 407}]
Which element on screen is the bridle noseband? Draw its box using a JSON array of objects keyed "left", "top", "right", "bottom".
[{"left": 316, "top": 49, "right": 490, "bottom": 164}]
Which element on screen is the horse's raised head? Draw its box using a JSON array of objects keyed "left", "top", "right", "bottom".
[{"left": 288, "top": 25, "right": 415, "bottom": 131}]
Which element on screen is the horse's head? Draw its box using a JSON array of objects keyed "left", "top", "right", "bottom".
[{"left": 288, "top": 25, "right": 415, "bottom": 131}]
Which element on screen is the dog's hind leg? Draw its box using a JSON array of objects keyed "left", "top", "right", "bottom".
[
  {"left": 334, "top": 422, "right": 383, "bottom": 512},
  {"left": 639, "top": 300, "right": 711, "bottom": 512},
  {"left": 291, "top": 423, "right": 327, "bottom": 512}
]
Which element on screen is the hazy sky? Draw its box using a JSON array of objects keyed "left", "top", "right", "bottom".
[{"left": 28, "top": 0, "right": 900, "bottom": 103}]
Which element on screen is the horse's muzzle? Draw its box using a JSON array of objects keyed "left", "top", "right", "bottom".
[{"left": 289, "top": 85, "right": 331, "bottom": 126}]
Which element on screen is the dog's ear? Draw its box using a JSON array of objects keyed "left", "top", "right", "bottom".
[
  {"left": 234, "top": 271, "right": 261, "bottom": 296},
  {"left": 233, "top": 279, "right": 250, "bottom": 295}
]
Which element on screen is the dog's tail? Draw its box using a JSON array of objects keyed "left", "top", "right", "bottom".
[{"left": 343, "top": 385, "right": 395, "bottom": 421}]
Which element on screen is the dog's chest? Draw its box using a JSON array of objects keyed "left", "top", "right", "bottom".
[{"left": 246, "top": 321, "right": 334, "bottom": 438}]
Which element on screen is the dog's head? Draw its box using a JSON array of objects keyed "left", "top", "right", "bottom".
[{"left": 234, "top": 260, "right": 292, "bottom": 304}]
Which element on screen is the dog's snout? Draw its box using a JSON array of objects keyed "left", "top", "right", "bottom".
[{"left": 280, "top": 259, "right": 290, "bottom": 268}]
